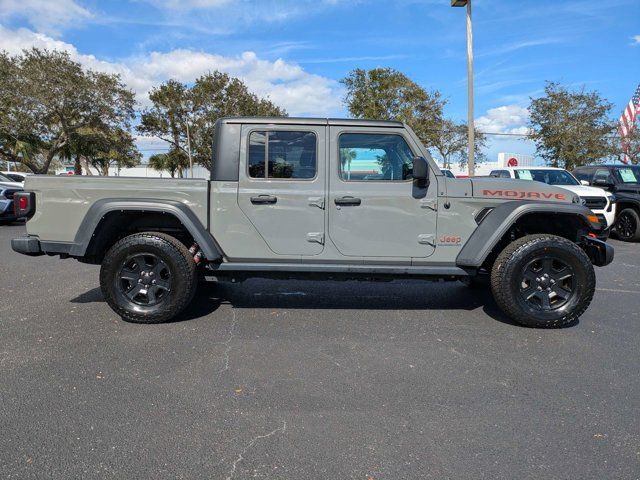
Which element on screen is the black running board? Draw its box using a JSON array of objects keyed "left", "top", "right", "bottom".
[{"left": 205, "top": 262, "right": 468, "bottom": 279}]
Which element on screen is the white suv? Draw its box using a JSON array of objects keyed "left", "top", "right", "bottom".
[{"left": 489, "top": 167, "right": 616, "bottom": 229}]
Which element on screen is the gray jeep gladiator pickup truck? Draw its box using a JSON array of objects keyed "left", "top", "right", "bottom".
[{"left": 12, "top": 117, "right": 613, "bottom": 328}]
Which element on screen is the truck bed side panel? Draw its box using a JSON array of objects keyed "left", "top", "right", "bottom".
[{"left": 24, "top": 176, "right": 209, "bottom": 243}]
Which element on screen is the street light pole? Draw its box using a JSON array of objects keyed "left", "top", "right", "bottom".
[
  {"left": 185, "top": 119, "right": 193, "bottom": 179},
  {"left": 181, "top": 101, "right": 194, "bottom": 179},
  {"left": 451, "top": 0, "right": 475, "bottom": 177}
]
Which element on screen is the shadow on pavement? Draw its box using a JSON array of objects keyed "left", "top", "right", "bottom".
[{"left": 70, "top": 279, "right": 576, "bottom": 328}]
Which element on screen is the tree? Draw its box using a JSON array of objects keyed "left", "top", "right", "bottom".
[
  {"left": 613, "top": 126, "right": 640, "bottom": 165},
  {"left": 340, "top": 148, "right": 356, "bottom": 180},
  {"left": 138, "top": 72, "right": 286, "bottom": 173},
  {"left": 148, "top": 149, "right": 188, "bottom": 178},
  {"left": 80, "top": 128, "right": 141, "bottom": 175},
  {"left": 341, "top": 68, "right": 445, "bottom": 148},
  {"left": 430, "top": 119, "right": 487, "bottom": 169},
  {"left": 191, "top": 72, "right": 286, "bottom": 169},
  {"left": 0, "top": 49, "right": 136, "bottom": 174},
  {"left": 137, "top": 80, "right": 190, "bottom": 175},
  {"left": 528, "top": 82, "right": 616, "bottom": 170}
]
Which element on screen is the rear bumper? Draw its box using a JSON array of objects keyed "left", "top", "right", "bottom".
[
  {"left": 12, "top": 236, "right": 44, "bottom": 256},
  {"left": 12, "top": 236, "right": 73, "bottom": 257},
  {"left": 580, "top": 235, "right": 614, "bottom": 267}
]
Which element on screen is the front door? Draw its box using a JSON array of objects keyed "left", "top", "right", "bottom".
[
  {"left": 328, "top": 127, "right": 437, "bottom": 258},
  {"left": 237, "top": 125, "right": 326, "bottom": 256}
]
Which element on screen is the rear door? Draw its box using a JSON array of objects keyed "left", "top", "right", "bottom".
[
  {"left": 327, "top": 127, "right": 437, "bottom": 258},
  {"left": 237, "top": 124, "right": 326, "bottom": 256}
]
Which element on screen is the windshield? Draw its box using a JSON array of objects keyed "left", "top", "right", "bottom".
[
  {"left": 0, "top": 173, "right": 13, "bottom": 182},
  {"left": 514, "top": 169, "right": 579, "bottom": 186},
  {"left": 613, "top": 167, "right": 640, "bottom": 184}
]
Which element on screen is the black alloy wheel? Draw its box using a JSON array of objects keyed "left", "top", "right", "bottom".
[
  {"left": 490, "top": 234, "right": 596, "bottom": 328},
  {"left": 615, "top": 208, "right": 640, "bottom": 241},
  {"left": 518, "top": 256, "right": 575, "bottom": 311},
  {"left": 100, "top": 232, "right": 197, "bottom": 323},
  {"left": 117, "top": 253, "right": 172, "bottom": 306}
]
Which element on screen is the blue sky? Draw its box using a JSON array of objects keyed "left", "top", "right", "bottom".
[{"left": 0, "top": 0, "right": 638, "bottom": 161}]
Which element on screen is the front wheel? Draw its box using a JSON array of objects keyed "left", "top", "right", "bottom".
[
  {"left": 615, "top": 208, "right": 640, "bottom": 242},
  {"left": 100, "top": 232, "right": 197, "bottom": 323},
  {"left": 490, "top": 234, "right": 595, "bottom": 328}
]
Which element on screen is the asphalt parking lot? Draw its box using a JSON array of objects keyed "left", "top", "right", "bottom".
[{"left": 1, "top": 223, "right": 639, "bottom": 479}]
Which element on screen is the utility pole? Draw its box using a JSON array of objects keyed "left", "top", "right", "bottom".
[
  {"left": 185, "top": 119, "right": 193, "bottom": 179},
  {"left": 181, "top": 101, "right": 194, "bottom": 178},
  {"left": 451, "top": 0, "right": 475, "bottom": 177}
]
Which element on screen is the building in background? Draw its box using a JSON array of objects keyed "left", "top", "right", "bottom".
[
  {"left": 444, "top": 152, "right": 536, "bottom": 177},
  {"left": 54, "top": 162, "right": 210, "bottom": 179}
]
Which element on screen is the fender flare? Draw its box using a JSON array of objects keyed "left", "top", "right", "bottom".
[
  {"left": 613, "top": 194, "right": 640, "bottom": 210},
  {"left": 456, "top": 201, "right": 596, "bottom": 268},
  {"left": 69, "top": 198, "right": 223, "bottom": 261}
]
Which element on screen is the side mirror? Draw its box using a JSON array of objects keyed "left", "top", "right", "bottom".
[
  {"left": 580, "top": 180, "right": 590, "bottom": 186},
  {"left": 593, "top": 178, "right": 613, "bottom": 188},
  {"left": 412, "top": 156, "right": 429, "bottom": 187}
]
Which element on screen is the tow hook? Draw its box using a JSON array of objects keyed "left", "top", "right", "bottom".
[
  {"left": 580, "top": 235, "right": 614, "bottom": 267},
  {"left": 189, "top": 243, "right": 204, "bottom": 265}
]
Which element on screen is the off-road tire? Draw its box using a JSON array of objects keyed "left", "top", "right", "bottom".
[
  {"left": 615, "top": 208, "right": 640, "bottom": 242},
  {"left": 490, "top": 234, "right": 595, "bottom": 328},
  {"left": 100, "top": 232, "right": 197, "bottom": 323}
]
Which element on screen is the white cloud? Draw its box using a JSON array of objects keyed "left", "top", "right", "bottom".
[
  {"left": 0, "top": 25, "right": 343, "bottom": 116},
  {"left": 477, "top": 38, "right": 564, "bottom": 58},
  {"left": 632, "top": 35, "right": 640, "bottom": 46},
  {"left": 476, "top": 104, "right": 531, "bottom": 135},
  {"left": 0, "top": 0, "right": 91, "bottom": 35},
  {"left": 135, "top": 135, "right": 169, "bottom": 152},
  {"left": 145, "top": 0, "right": 231, "bottom": 9}
]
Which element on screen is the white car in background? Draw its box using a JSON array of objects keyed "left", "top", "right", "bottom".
[
  {"left": 0, "top": 173, "right": 25, "bottom": 224},
  {"left": 489, "top": 166, "right": 616, "bottom": 230},
  {"left": 1, "top": 171, "right": 29, "bottom": 184}
]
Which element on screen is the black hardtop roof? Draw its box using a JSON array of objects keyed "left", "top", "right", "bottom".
[{"left": 217, "top": 116, "right": 405, "bottom": 128}]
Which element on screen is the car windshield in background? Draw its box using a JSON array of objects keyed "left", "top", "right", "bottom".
[
  {"left": 514, "top": 169, "right": 579, "bottom": 186},
  {"left": 0, "top": 174, "right": 12, "bottom": 182},
  {"left": 613, "top": 167, "right": 640, "bottom": 184}
]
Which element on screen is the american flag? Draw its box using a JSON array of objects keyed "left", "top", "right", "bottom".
[{"left": 618, "top": 84, "right": 640, "bottom": 164}]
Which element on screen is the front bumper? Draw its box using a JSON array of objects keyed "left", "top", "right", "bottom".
[{"left": 580, "top": 235, "right": 614, "bottom": 267}]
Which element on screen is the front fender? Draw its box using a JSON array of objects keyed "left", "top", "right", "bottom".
[{"left": 456, "top": 201, "right": 598, "bottom": 268}]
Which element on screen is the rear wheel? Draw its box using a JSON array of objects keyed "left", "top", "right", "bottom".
[
  {"left": 490, "top": 234, "right": 595, "bottom": 328},
  {"left": 100, "top": 232, "right": 197, "bottom": 323},
  {"left": 615, "top": 208, "right": 640, "bottom": 242}
]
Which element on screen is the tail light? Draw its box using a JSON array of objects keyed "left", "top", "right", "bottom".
[{"left": 14, "top": 192, "right": 35, "bottom": 219}]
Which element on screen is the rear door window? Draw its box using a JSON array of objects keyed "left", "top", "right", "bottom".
[{"left": 248, "top": 130, "right": 317, "bottom": 180}]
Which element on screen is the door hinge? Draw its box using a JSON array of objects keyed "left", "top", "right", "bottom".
[
  {"left": 418, "top": 234, "right": 436, "bottom": 247},
  {"left": 308, "top": 196, "right": 325, "bottom": 209},
  {"left": 420, "top": 198, "right": 438, "bottom": 211},
  {"left": 307, "top": 232, "right": 325, "bottom": 245}
]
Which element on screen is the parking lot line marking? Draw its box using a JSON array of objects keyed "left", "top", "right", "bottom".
[{"left": 597, "top": 288, "right": 640, "bottom": 294}]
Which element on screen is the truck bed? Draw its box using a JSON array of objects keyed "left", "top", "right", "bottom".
[{"left": 24, "top": 176, "right": 209, "bottom": 243}]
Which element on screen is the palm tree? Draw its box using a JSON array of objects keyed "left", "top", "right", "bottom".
[
  {"left": 340, "top": 148, "right": 357, "bottom": 180},
  {"left": 149, "top": 149, "right": 188, "bottom": 178}
]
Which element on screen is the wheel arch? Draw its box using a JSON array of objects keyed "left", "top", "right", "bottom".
[
  {"left": 71, "top": 199, "right": 222, "bottom": 263},
  {"left": 457, "top": 201, "right": 596, "bottom": 269},
  {"left": 615, "top": 200, "right": 640, "bottom": 215}
]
